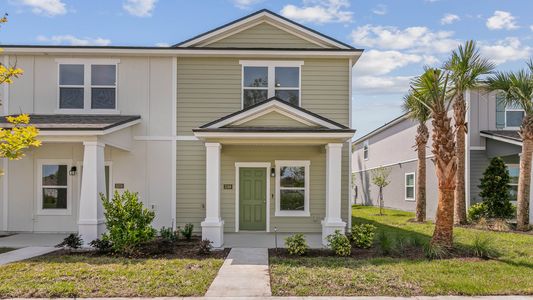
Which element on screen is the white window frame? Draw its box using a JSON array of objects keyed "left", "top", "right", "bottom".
[
  {"left": 506, "top": 163, "right": 519, "bottom": 204},
  {"left": 405, "top": 172, "right": 415, "bottom": 201},
  {"left": 36, "top": 159, "right": 73, "bottom": 216},
  {"left": 240, "top": 60, "right": 303, "bottom": 109},
  {"left": 363, "top": 140, "right": 369, "bottom": 160},
  {"left": 275, "top": 160, "right": 310, "bottom": 217},
  {"left": 56, "top": 58, "right": 120, "bottom": 114},
  {"left": 504, "top": 106, "right": 525, "bottom": 130}
]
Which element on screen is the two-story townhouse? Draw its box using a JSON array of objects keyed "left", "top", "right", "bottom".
[
  {"left": 352, "top": 88, "right": 533, "bottom": 222},
  {"left": 0, "top": 9, "right": 362, "bottom": 247}
]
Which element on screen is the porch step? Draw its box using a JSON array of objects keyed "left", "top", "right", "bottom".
[
  {"left": 0, "top": 246, "right": 56, "bottom": 265},
  {"left": 205, "top": 247, "right": 271, "bottom": 297}
]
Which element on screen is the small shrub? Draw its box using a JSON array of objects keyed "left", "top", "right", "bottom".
[
  {"left": 491, "top": 219, "right": 511, "bottom": 232},
  {"left": 378, "top": 232, "right": 394, "bottom": 255},
  {"left": 101, "top": 190, "right": 156, "bottom": 255},
  {"left": 471, "top": 235, "right": 499, "bottom": 259},
  {"left": 423, "top": 242, "right": 449, "bottom": 260},
  {"left": 159, "top": 226, "right": 179, "bottom": 242},
  {"left": 327, "top": 230, "right": 351, "bottom": 257},
  {"left": 351, "top": 224, "right": 376, "bottom": 248},
  {"left": 197, "top": 239, "right": 212, "bottom": 255},
  {"left": 285, "top": 233, "right": 308, "bottom": 256},
  {"left": 56, "top": 233, "right": 83, "bottom": 249},
  {"left": 89, "top": 238, "right": 112, "bottom": 252},
  {"left": 468, "top": 202, "right": 488, "bottom": 223},
  {"left": 180, "top": 223, "right": 194, "bottom": 240}
]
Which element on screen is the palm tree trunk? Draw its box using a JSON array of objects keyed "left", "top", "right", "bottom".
[
  {"left": 517, "top": 117, "right": 533, "bottom": 230},
  {"left": 416, "top": 123, "right": 428, "bottom": 222},
  {"left": 431, "top": 110, "right": 457, "bottom": 247},
  {"left": 453, "top": 93, "right": 467, "bottom": 224}
]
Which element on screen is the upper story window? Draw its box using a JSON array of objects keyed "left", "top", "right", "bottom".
[
  {"left": 363, "top": 140, "right": 369, "bottom": 160},
  {"left": 240, "top": 60, "right": 302, "bottom": 108},
  {"left": 505, "top": 103, "right": 524, "bottom": 129},
  {"left": 57, "top": 59, "right": 119, "bottom": 113}
]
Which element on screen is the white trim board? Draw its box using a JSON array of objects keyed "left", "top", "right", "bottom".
[
  {"left": 171, "top": 57, "right": 177, "bottom": 230},
  {"left": 234, "top": 162, "right": 271, "bottom": 233}
]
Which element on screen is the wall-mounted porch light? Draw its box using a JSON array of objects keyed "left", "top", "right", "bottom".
[
  {"left": 270, "top": 167, "right": 276, "bottom": 177},
  {"left": 69, "top": 166, "right": 77, "bottom": 176}
]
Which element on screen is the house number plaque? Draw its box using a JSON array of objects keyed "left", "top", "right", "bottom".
[{"left": 223, "top": 184, "right": 233, "bottom": 190}]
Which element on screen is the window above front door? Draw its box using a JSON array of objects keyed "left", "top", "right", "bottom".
[
  {"left": 56, "top": 59, "right": 119, "bottom": 114},
  {"left": 240, "top": 61, "right": 303, "bottom": 109}
]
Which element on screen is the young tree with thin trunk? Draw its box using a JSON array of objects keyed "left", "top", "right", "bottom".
[
  {"left": 445, "top": 40, "right": 494, "bottom": 225},
  {"left": 371, "top": 166, "right": 391, "bottom": 216},
  {"left": 402, "top": 92, "right": 430, "bottom": 222},
  {"left": 487, "top": 61, "right": 533, "bottom": 231},
  {"left": 411, "top": 68, "right": 457, "bottom": 247}
]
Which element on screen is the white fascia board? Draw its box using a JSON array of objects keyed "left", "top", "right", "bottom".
[
  {"left": 193, "top": 131, "right": 354, "bottom": 139},
  {"left": 205, "top": 100, "right": 342, "bottom": 129},
  {"left": 2, "top": 47, "right": 362, "bottom": 59},
  {"left": 480, "top": 132, "right": 523, "bottom": 146}
]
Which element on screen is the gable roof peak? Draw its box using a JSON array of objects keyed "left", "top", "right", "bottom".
[{"left": 174, "top": 8, "right": 356, "bottom": 50}]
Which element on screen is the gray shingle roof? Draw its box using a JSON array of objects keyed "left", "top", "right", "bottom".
[
  {"left": 480, "top": 130, "right": 521, "bottom": 142},
  {"left": 0, "top": 114, "right": 141, "bottom": 131}
]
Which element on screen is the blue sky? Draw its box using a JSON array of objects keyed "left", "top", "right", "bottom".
[{"left": 1, "top": 0, "right": 533, "bottom": 137}]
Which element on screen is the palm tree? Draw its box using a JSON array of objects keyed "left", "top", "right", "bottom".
[
  {"left": 402, "top": 92, "right": 430, "bottom": 222},
  {"left": 411, "top": 68, "right": 456, "bottom": 247},
  {"left": 487, "top": 61, "right": 533, "bottom": 231},
  {"left": 445, "top": 40, "right": 494, "bottom": 225}
]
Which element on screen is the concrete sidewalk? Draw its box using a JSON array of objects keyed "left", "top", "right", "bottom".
[
  {"left": 0, "top": 246, "right": 56, "bottom": 265},
  {"left": 205, "top": 248, "right": 271, "bottom": 297}
]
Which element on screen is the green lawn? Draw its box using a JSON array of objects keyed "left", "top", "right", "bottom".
[
  {"left": 0, "top": 248, "right": 15, "bottom": 254},
  {"left": 0, "top": 252, "right": 225, "bottom": 297},
  {"left": 270, "top": 205, "right": 533, "bottom": 296}
]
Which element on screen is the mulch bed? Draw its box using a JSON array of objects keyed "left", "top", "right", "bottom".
[{"left": 55, "top": 237, "right": 230, "bottom": 260}]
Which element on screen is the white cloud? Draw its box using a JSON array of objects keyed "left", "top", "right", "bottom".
[
  {"left": 351, "top": 24, "right": 459, "bottom": 53},
  {"left": 155, "top": 42, "right": 170, "bottom": 47},
  {"left": 440, "top": 13, "right": 459, "bottom": 25},
  {"left": 353, "top": 75, "right": 414, "bottom": 94},
  {"left": 354, "top": 50, "right": 437, "bottom": 76},
  {"left": 372, "top": 4, "right": 387, "bottom": 16},
  {"left": 37, "top": 35, "right": 111, "bottom": 46},
  {"left": 486, "top": 10, "right": 518, "bottom": 30},
  {"left": 280, "top": 0, "right": 353, "bottom": 24},
  {"left": 480, "top": 37, "right": 531, "bottom": 65},
  {"left": 18, "top": 0, "right": 66, "bottom": 16},
  {"left": 123, "top": 0, "right": 157, "bottom": 17},
  {"left": 232, "top": 0, "right": 262, "bottom": 9},
  {"left": 530, "top": 25, "right": 533, "bottom": 32}
]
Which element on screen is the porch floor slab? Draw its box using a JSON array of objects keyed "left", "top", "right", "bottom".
[
  {"left": 206, "top": 248, "right": 271, "bottom": 297},
  {"left": 224, "top": 232, "right": 324, "bottom": 248},
  {"left": 0, "top": 233, "right": 69, "bottom": 248},
  {"left": 0, "top": 246, "right": 56, "bottom": 265}
]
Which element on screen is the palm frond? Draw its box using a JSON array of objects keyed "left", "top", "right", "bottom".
[
  {"left": 445, "top": 40, "right": 495, "bottom": 92},
  {"left": 487, "top": 66, "right": 533, "bottom": 114}
]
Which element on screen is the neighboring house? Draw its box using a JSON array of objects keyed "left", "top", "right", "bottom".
[
  {"left": 0, "top": 9, "right": 361, "bottom": 247},
  {"left": 352, "top": 88, "right": 533, "bottom": 222}
]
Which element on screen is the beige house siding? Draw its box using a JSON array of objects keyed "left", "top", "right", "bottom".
[
  {"left": 206, "top": 23, "right": 324, "bottom": 49},
  {"left": 233, "top": 111, "right": 315, "bottom": 127}
]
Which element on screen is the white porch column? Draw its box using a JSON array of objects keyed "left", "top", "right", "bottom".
[
  {"left": 322, "top": 143, "right": 346, "bottom": 245},
  {"left": 201, "top": 142, "right": 224, "bottom": 247},
  {"left": 78, "top": 141, "right": 106, "bottom": 245}
]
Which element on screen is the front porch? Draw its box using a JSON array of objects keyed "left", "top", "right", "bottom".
[{"left": 193, "top": 98, "right": 356, "bottom": 247}]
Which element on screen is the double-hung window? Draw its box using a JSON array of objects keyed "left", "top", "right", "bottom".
[
  {"left": 505, "top": 103, "right": 525, "bottom": 129},
  {"left": 241, "top": 61, "right": 302, "bottom": 108},
  {"left": 58, "top": 59, "right": 118, "bottom": 112},
  {"left": 275, "top": 160, "right": 310, "bottom": 217},
  {"left": 363, "top": 140, "right": 369, "bottom": 160},
  {"left": 37, "top": 160, "right": 72, "bottom": 215},
  {"left": 405, "top": 172, "right": 415, "bottom": 201},
  {"left": 506, "top": 164, "right": 519, "bottom": 202}
]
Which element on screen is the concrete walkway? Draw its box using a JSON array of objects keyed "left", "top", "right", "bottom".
[
  {"left": 0, "top": 246, "right": 56, "bottom": 265},
  {"left": 0, "top": 233, "right": 68, "bottom": 247},
  {"left": 205, "top": 248, "right": 271, "bottom": 297}
]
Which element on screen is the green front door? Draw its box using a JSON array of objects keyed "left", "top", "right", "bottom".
[{"left": 239, "top": 168, "right": 267, "bottom": 231}]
